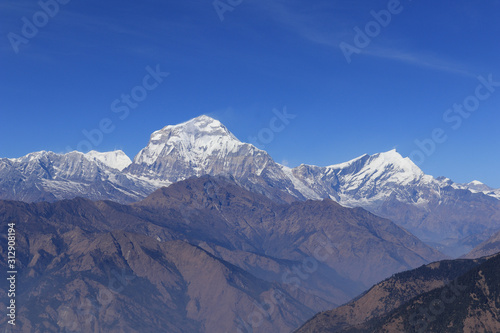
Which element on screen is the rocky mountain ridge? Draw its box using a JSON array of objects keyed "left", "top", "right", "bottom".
[{"left": 2, "top": 115, "right": 500, "bottom": 256}]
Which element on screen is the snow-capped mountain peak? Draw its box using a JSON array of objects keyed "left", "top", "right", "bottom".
[
  {"left": 133, "top": 115, "right": 243, "bottom": 167},
  {"left": 470, "top": 180, "right": 484, "bottom": 185},
  {"left": 466, "top": 180, "right": 492, "bottom": 191},
  {"left": 128, "top": 115, "right": 279, "bottom": 185},
  {"left": 85, "top": 150, "right": 132, "bottom": 171},
  {"left": 327, "top": 153, "right": 369, "bottom": 170},
  {"left": 369, "top": 149, "right": 424, "bottom": 179},
  {"left": 329, "top": 149, "right": 424, "bottom": 187}
]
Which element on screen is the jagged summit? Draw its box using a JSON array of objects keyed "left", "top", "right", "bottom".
[
  {"left": 150, "top": 115, "right": 236, "bottom": 140},
  {"left": 465, "top": 179, "right": 491, "bottom": 190},
  {"left": 6, "top": 150, "right": 50, "bottom": 162},
  {"left": 0, "top": 149, "right": 154, "bottom": 203}
]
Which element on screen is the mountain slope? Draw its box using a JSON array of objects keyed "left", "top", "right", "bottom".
[
  {"left": 295, "top": 257, "right": 487, "bottom": 333},
  {"left": 134, "top": 176, "right": 445, "bottom": 287},
  {"left": 0, "top": 228, "right": 311, "bottom": 333},
  {"left": 354, "top": 253, "right": 500, "bottom": 332},
  {"left": 464, "top": 229, "right": 500, "bottom": 259},
  {"left": 0, "top": 194, "right": 314, "bottom": 332}
]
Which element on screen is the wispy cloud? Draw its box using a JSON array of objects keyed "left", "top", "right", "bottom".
[{"left": 247, "top": 1, "right": 476, "bottom": 78}]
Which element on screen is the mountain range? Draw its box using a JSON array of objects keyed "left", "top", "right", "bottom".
[
  {"left": 0, "top": 176, "right": 445, "bottom": 332},
  {"left": 3, "top": 115, "right": 500, "bottom": 332},
  {"left": 2, "top": 115, "right": 500, "bottom": 257}
]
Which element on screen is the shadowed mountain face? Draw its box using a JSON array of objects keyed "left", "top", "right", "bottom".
[
  {"left": 1, "top": 230, "right": 316, "bottom": 333},
  {"left": 295, "top": 258, "right": 487, "bottom": 333},
  {"left": 1, "top": 116, "right": 499, "bottom": 257},
  {"left": 296, "top": 253, "right": 500, "bottom": 333},
  {"left": 0, "top": 176, "right": 445, "bottom": 332},
  {"left": 136, "top": 177, "right": 446, "bottom": 285},
  {"left": 363, "top": 253, "right": 500, "bottom": 333}
]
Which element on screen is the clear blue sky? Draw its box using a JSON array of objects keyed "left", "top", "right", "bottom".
[{"left": 1, "top": 0, "right": 499, "bottom": 187}]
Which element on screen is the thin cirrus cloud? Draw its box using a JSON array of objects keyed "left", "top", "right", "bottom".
[
  {"left": 246, "top": 1, "right": 477, "bottom": 79},
  {"left": 248, "top": 0, "right": 350, "bottom": 44},
  {"left": 292, "top": 25, "right": 475, "bottom": 79}
]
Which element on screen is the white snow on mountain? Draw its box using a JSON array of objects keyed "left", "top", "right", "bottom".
[
  {"left": 85, "top": 150, "right": 132, "bottom": 171},
  {"left": 7, "top": 150, "right": 48, "bottom": 163},
  {"left": 485, "top": 190, "right": 500, "bottom": 200},
  {"left": 280, "top": 165, "right": 323, "bottom": 200},
  {"left": 129, "top": 115, "right": 277, "bottom": 185},
  {"left": 331, "top": 150, "right": 428, "bottom": 189},
  {"left": 274, "top": 149, "right": 440, "bottom": 210},
  {"left": 126, "top": 115, "right": 499, "bottom": 206},
  {"left": 2, "top": 114, "right": 500, "bottom": 256},
  {"left": 0, "top": 150, "right": 154, "bottom": 203},
  {"left": 4, "top": 115, "right": 499, "bottom": 206}
]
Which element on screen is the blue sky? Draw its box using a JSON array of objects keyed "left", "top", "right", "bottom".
[{"left": 1, "top": 0, "right": 500, "bottom": 187}]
